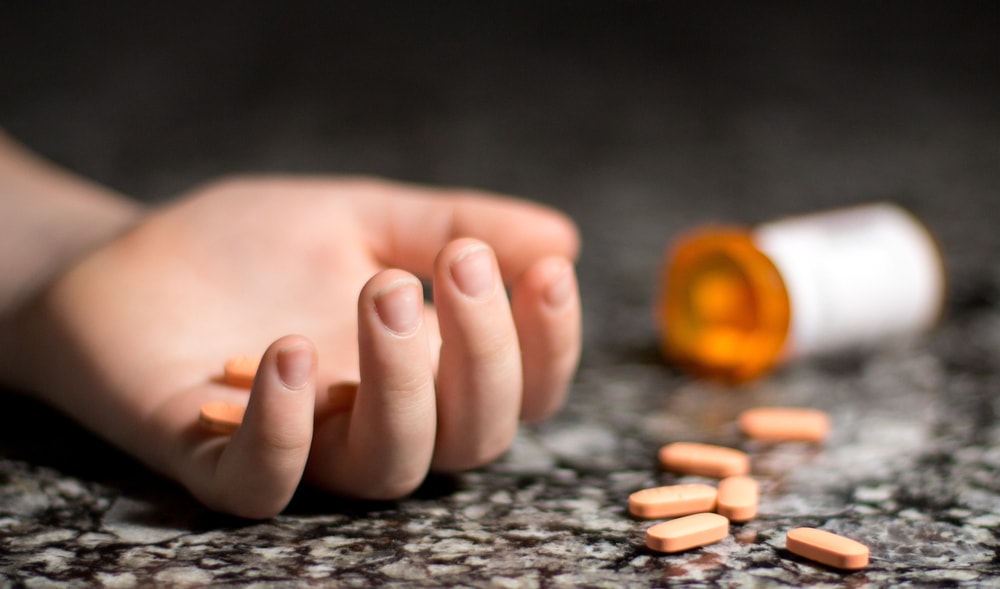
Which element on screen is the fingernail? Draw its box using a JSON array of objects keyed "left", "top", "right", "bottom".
[
  {"left": 374, "top": 280, "right": 422, "bottom": 335},
  {"left": 450, "top": 245, "right": 496, "bottom": 299},
  {"left": 545, "top": 263, "right": 575, "bottom": 309},
  {"left": 277, "top": 346, "right": 313, "bottom": 390}
]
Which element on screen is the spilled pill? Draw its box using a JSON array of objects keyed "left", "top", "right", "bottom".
[
  {"left": 645, "top": 512, "right": 729, "bottom": 553},
  {"left": 738, "top": 407, "right": 830, "bottom": 443},
  {"left": 223, "top": 355, "right": 260, "bottom": 388},
  {"left": 628, "top": 484, "right": 718, "bottom": 520},
  {"left": 785, "top": 527, "right": 869, "bottom": 570},
  {"left": 658, "top": 442, "right": 750, "bottom": 478},
  {"left": 199, "top": 401, "right": 246, "bottom": 434},
  {"left": 716, "top": 475, "right": 759, "bottom": 522}
]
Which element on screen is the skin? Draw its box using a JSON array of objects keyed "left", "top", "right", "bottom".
[
  {"left": 1, "top": 140, "right": 582, "bottom": 519},
  {"left": 0, "top": 129, "right": 142, "bottom": 314}
]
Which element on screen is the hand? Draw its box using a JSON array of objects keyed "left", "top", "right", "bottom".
[{"left": 25, "top": 176, "right": 581, "bottom": 518}]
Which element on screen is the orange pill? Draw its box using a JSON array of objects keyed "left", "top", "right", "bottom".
[
  {"left": 223, "top": 355, "right": 260, "bottom": 388},
  {"left": 785, "top": 527, "right": 869, "bottom": 570},
  {"left": 628, "top": 484, "right": 718, "bottom": 520},
  {"left": 716, "top": 475, "right": 759, "bottom": 522},
  {"left": 738, "top": 407, "right": 830, "bottom": 442},
  {"left": 199, "top": 401, "right": 246, "bottom": 434},
  {"left": 658, "top": 442, "right": 750, "bottom": 478},
  {"left": 646, "top": 513, "right": 729, "bottom": 553}
]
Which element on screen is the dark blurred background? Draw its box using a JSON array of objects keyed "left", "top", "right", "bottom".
[{"left": 2, "top": 0, "right": 998, "bottom": 361}]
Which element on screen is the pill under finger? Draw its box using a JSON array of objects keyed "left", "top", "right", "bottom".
[
  {"left": 223, "top": 355, "right": 261, "bottom": 388},
  {"left": 199, "top": 401, "right": 246, "bottom": 434},
  {"left": 628, "top": 484, "right": 718, "bottom": 520},
  {"left": 738, "top": 407, "right": 830, "bottom": 442},
  {"left": 646, "top": 512, "right": 730, "bottom": 553},
  {"left": 785, "top": 527, "right": 869, "bottom": 570},
  {"left": 716, "top": 475, "right": 759, "bottom": 522},
  {"left": 658, "top": 442, "right": 750, "bottom": 478}
]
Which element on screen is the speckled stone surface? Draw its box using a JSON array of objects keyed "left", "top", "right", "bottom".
[{"left": 2, "top": 3, "right": 998, "bottom": 587}]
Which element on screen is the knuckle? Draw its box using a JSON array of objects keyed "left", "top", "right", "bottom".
[
  {"left": 254, "top": 427, "right": 312, "bottom": 453},
  {"left": 461, "top": 331, "right": 520, "bottom": 367}
]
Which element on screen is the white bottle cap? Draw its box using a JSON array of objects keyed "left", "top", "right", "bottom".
[{"left": 753, "top": 203, "right": 945, "bottom": 359}]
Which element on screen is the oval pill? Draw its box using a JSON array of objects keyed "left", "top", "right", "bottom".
[
  {"left": 199, "top": 401, "right": 246, "bottom": 434},
  {"left": 658, "top": 442, "right": 750, "bottom": 478},
  {"left": 628, "top": 484, "right": 718, "bottom": 520},
  {"left": 738, "top": 407, "right": 830, "bottom": 442},
  {"left": 646, "top": 512, "right": 729, "bottom": 553},
  {"left": 223, "top": 355, "right": 260, "bottom": 388},
  {"left": 785, "top": 527, "right": 869, "bottom": 570},
  {"left": 716, "top": 475, "right": 759, "bottom": 522}
]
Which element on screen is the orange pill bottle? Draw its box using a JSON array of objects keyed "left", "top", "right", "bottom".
[{"left": 656, "top": 203, "right": 946, "bottom": 382}]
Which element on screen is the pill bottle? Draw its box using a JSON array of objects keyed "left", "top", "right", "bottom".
[{"left": 656, "top": 203, "right": 946, "bottom": 382}]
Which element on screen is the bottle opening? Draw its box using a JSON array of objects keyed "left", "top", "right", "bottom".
[{"left": 657, "top": 228, "right": 791, "bottom": 382}]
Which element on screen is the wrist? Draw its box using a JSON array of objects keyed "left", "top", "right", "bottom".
[
  {"left": 0, "top": 131, "right": 144, "bottom": 317},
  {"left": 0, "top": 131, "right": 144, "bottom": 392}
]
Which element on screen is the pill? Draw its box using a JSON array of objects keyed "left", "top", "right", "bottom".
[
  {"left": 199, "top": 401, "right": 246, "bottom": 434},
  {"left": 222, "top": 355, "right": 260, "bottom": 388},
  {"left": 738, "top": 407, "right": 830, "bottom": 443},
  {"left": 658, "top": 442, "right": 750, "bottom": 478},
  {"left": 645, "top": 512, "right": 729, "bottom": 553},
  {"left": 785, "top": 527, "right": 869, "bottom": 570},
  {"left": 716, "top": 475, "right": 759, "bottom": 522},
  {"left": 628, "top": 484, "right": 718, "bottom": 520}
]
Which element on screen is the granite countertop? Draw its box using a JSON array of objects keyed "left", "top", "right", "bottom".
[{"left": 2, "top": 3, "right": 998, "bottom": 587}]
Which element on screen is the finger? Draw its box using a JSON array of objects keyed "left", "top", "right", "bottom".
[
  {"left": 431, "top": 238, "right": 522, "bottom": 471},
  {"left": 356, "top": 181, "right": 580, "bottom": 282},
  {"left": 307, "top": 269, "right": 437, "bottom": 499},
  {"left": 511, "top": 256, "right": 582, "bottom": 422},
  {"left": 194, "top": 335, "right": 317, "bottom": 519}
]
